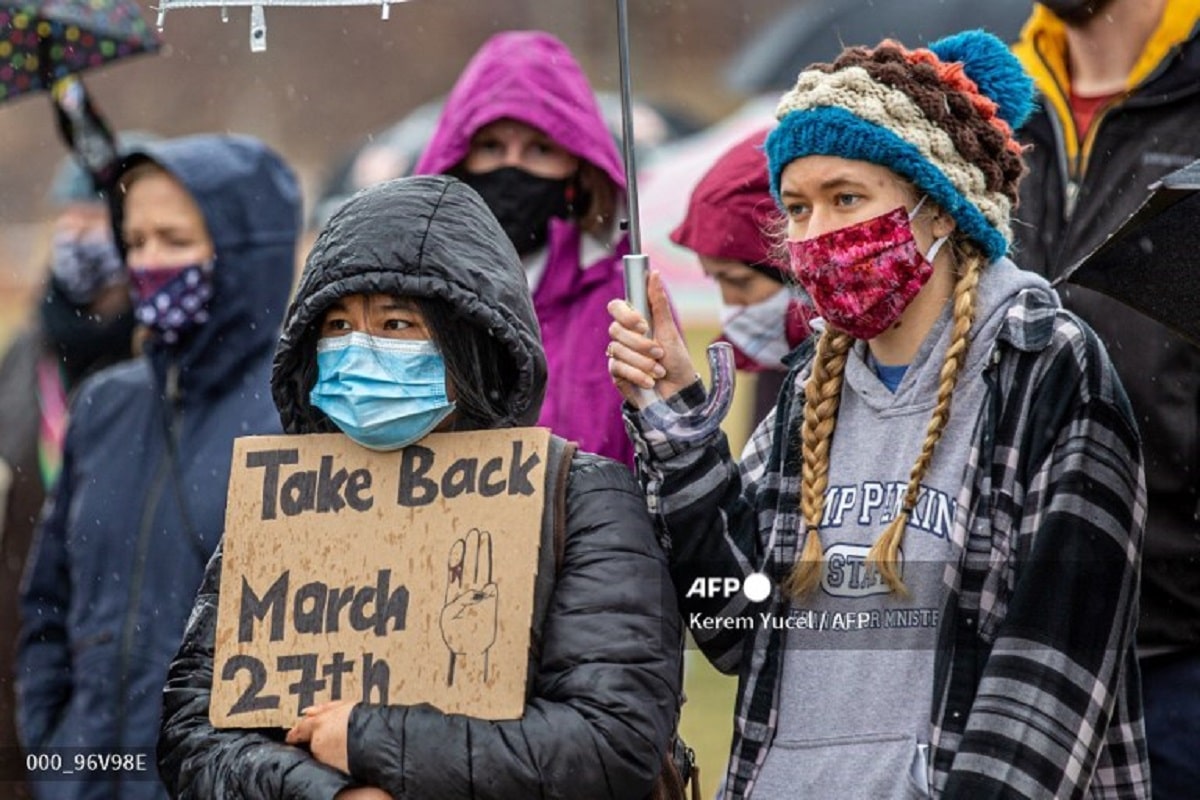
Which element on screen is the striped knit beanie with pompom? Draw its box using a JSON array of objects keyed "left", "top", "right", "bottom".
[{"left": 764, "top": 29, "right": 1034, "bottom": 262}]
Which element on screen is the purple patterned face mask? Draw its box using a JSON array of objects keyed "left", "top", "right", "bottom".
[
  {"left": 128, "top": 260, "right": 215, "bottom": 345},
  {"left": 785, "top": 201, "right": 946, "bottom": 340}
]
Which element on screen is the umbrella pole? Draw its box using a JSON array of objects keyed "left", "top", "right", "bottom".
[
  {"left": 615, "top": 0, "right": 650, "bottom": 328},
  {"left": 612, "top": 0, "right": 737, "bottom": 432}
]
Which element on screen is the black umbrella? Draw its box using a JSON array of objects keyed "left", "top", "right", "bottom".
[
  {"left": 725, "top": 0, "right": 1034, "bottom": 94},
  {"left": 1057, "top": 159, "right": 1200, "bottom": 347}
]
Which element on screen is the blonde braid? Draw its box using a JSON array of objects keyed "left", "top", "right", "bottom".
[
  {"left": 785, "top": 329, "right": 854, "bottom": 598},
  {"left": 868, "top": 243, "right": 985, "bottom": 596}
]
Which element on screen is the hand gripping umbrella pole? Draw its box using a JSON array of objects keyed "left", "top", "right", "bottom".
[{"left": 615, "top": 0, "right": 734, "bottom": 442}]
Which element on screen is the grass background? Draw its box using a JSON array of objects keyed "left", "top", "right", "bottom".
[{"left": 680, "top": 652, "right": 737, "bottom": 793}]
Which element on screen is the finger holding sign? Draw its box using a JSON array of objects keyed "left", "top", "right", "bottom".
[
  {"left": 606, "top": 271, "right": 697, "bottom": 407},
  {"left": 335, "top": 788, "right": 394, "bottom": 799},
  {"left": 286, "top": 699, "right": 356, "bottom": 773},
  {"left": 300, "top": 700, "right": 340, "bottom": 717}
]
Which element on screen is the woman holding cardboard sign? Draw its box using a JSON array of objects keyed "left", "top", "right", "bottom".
[{"left": 157, "top": 175, "right": 683, "bottom": 800}]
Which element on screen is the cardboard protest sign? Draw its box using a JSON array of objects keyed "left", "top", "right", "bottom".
[{"left": 210, "top": 427, "right": 550, "bottom": 728}]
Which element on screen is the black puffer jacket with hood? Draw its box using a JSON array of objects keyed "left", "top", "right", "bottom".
[{"left": 157, "top": 175, "right": 682, "bottom": 800}]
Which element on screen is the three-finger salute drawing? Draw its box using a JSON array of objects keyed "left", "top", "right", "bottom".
[{"left": 440, "top": 528, "right": 499, "bottom": 685}]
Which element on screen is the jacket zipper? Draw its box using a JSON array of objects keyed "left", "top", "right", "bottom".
[
  {"left": 1075, "top": 95, "right": 1127, "bottom": 186},
  {"left": 1043, "top": 106, "right": 1078, "bottom": 224},
  {"left": 113, "top": 363, "right": 180, "bottom": 763},
  {"left": 1033, "top": 40, "right": 1079, "bottom": 229}
]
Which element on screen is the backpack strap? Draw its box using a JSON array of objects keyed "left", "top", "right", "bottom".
[
  {"left": 530, "top": 435, "right": 699, "bottom": 800},
  {"left": 528, "top": 435, "right": 577, "bottom": 689},
  {"left": 550, "top": 436, "right": 577, "bottom": 572}
]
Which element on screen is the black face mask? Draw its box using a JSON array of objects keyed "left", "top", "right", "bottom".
[
  {"left": 39, "top": 280, "right": 136, "bottom": 390},
  {"left": 460, "top": 166, "right": 573, "bottom": 256}
]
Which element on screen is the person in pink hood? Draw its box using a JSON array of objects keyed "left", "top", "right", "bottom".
[{"left": 415, "top": 30, "right": 639, "bottom": 467}]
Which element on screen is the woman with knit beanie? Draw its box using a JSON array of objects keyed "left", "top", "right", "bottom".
[{"left": 608, "top": 30, "right": 1148, "bottom": 799}]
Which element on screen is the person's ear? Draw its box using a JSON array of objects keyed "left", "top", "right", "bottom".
[{"left": 926, "top": 207, "right": 953, "bottom": 239}]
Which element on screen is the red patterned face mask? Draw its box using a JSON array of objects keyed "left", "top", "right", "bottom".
[{"left": 786, "top": 203, "right": 945, "bottom": 340}]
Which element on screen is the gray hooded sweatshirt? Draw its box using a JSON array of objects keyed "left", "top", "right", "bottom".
[{"left": 753, "top": 259, "right": 1053, "bottom": 799}]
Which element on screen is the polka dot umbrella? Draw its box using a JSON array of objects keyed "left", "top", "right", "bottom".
[{"left": 0, "top": 0, "right": 161, "bottom": 104}]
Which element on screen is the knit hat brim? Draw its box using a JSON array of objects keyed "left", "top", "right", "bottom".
[{"left": 766, "top": 108, "right": 1008, "bottom": 261}]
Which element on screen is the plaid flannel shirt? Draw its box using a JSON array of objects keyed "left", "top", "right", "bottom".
[{"left": 630, "top": 288, "right": 1149, "bottom": 799}]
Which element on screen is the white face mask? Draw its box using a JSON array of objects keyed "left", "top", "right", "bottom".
[
  {"left": 910, "top": 195, "right": 949, "bottom": 263},
  {"left": 718, "top": 286, "right": 794, "bottom": 370}
]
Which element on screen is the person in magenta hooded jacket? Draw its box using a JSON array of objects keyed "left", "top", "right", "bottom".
[{"left": 414, "top": 30, "right": 638, "bottom": 468}]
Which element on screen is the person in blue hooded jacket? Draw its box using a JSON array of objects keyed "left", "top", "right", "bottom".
[{"left": 15, "top": 134, "right": 300, "bottom": 800}]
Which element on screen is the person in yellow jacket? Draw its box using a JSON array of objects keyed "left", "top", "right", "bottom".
[{"left": 1013, "top": 3, "right": 1200, "bottom": 797}]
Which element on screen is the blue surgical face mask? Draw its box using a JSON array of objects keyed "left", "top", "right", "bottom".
[{"left": 309, "top": 332, "right": 456, "bottom": 451}]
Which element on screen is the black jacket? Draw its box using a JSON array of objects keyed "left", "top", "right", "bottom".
[
  {"left": 157, "top": 176, "right": 683, "bottom": 799},
  {"left": 1013, "top": 7, "right": 1200, "bottom": 649}
]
